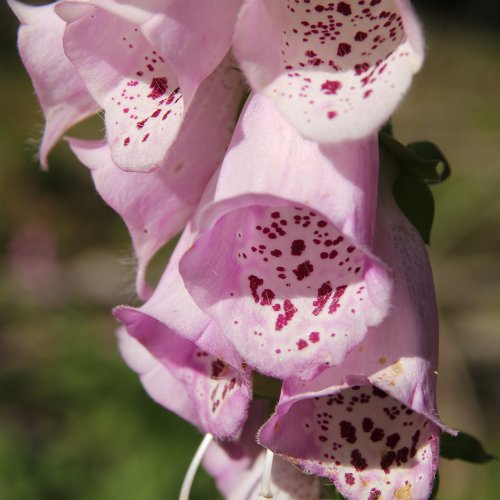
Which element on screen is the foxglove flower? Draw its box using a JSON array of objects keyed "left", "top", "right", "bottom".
[
  {"left": 55, "top": 0, "right": 242, "bottom": 171},
  {"left": 234, "top": 0, "right": 424, "bottom": 142},
  {"left": 115, "top": 225, "right": 252, "bottom": 440},
  {"left": 68, "top": 53, "right": 245, "bottom": 298},
  {"left": 8, "top": 0, "right": 99, "bottom": 168},
  {"left": 258, "top": 157, "right": 451, "bottom": 499},
  {"left": 10, "top": 0, "right": 242, "bottom": 171},
  {"left": 180, "top": 93, "right": 392, "bottom": 381}
]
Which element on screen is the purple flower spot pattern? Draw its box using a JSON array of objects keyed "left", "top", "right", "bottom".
[
  {"left": 105, "top": 24, "right": 184, "bottom": 168},
  {"left": 226, "top": 205, "right": 372, "bottom": 379},
  {"left": 300, "top": 385, "right": 435, "bottom": 497}
]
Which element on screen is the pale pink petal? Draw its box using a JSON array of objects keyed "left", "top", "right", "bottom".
[
  {"left": 234, "top": 0, "right": 424, "bottom": 142},
  {"left": 114, "top": 227, "right": 251, "bottom": 439},
  {"left": 140, "top": 0, "right": 243, "bottom": 104},
  {"left": 227, "top": 452, "right": 321, "bottom": 500},
  {"left": 180, "top": 94, "right": 391, "bottom": 381},
  {"left": 8, "top": 0, "right": 99, "bottom": 168},
  {"left": 204, "top": 401, "right": 321, "bottom": 500},
  {"left": 117, "top": 327, "right": 201, "bottom": 429},
  {"left": 203, "top": 401, "right": 269, "bottom": 497},
  {"left": 260, "top": 385, "right": 440, "bottom": 500},
  {"left": 56, "top": 0, "right": 241, "bottom": 171},
  {"left": 68, "top": 54, "right": 245, "bottom": 299},
  {"left": 258, "top": 159, "right": 452, "bottom": 499}
]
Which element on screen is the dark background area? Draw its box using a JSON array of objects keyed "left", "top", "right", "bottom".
[{"left": 1, "top": 1, "right": 499, "bottom": 499}]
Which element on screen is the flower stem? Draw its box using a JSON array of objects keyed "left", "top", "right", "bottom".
[
  {"left": 179, "top": 433, "right": 213, "bottom": 500},
  {"left": 259, "top": 448, "right": 275, "bottom": 498}
]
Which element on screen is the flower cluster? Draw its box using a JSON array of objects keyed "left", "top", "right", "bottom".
[{"left": 11, "top": 0, "right": 452, "bottom": 498}]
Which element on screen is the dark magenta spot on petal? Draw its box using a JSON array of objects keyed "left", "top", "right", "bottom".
[
  {"left": 313, "top": 281, "right": 333, "bottom": 316},
  {"left": 340, "top": 420, "right": 357, "bottom": 444},
  {"left": 321, "top": 80, "right": 342, "bottom": 95},
  {"left": 380, "top": 451, "right": 396, "bottom": 473},
  {"left": 291, "top": 239, "right": 306, "bottom": 256},
  {"left": 309, "top": 331, "right": 320, "bottom": 343},
  {"left": 386, "top": 433, "right": 401, "bottom": 449},
  {"left": 261, "top": 289, "right": 275, "bottom": 306},
  {"left": 337, "top": 2, "right": 352, "bottom": 15},
  {"left": 293, "top": 260, "right": 314, "bottom": 281},
  {"left": 329, "top": 285, "right": 347, "bottom": 314},
  {"left": 396, "top": 447, "right": 410, "bottom": 464},
  {"left": 248, "top": 275, "right": 264, "bottom": 303},
  {"left": 362, "top": 417, "right": 374, "bottom": 432},
  {"left": 370, "top": 428, "right": 385, "bottom": 442},
  {"left": 275, "top": 299, "right": 298, "bottom": 331},
  {"left": 350, "top": 449, "right": 367, "bottom": 471},
  {"left": 373, "top": 386, "right": 388, "bottom": 398},
  {"left": 345, "top": 472, "right": 355, "bottom": 485},
  {"left": 147, "top": 76, "right": 168, "bottom": 99},
  {"left": 211, "top": 359, "right": 225, "bottom": 378},
  {"left": 297, "top": 339, "right": 308, "bottom": 350},
  {"left": 337, "top": 43, "right": 352, "bottom": 57}
]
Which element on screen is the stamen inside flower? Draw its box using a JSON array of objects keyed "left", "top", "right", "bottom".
[
  {"left": 260, "top": 448, "right": 275, "bottom": 498},
  {"left": 179, "top": 433, "right": 214, "bottom": 500}
]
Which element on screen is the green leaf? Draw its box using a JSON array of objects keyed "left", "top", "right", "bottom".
[
  {"left": 393, "top": 172, "right": 435, "bottom": 244},
  {"left": 379, "top": 134, "right": 450, "bottom": 183},
  {"left": 380, "top": 120, "right": 394, "bottom": 137},
  {"left": 253, "top": 372, "right": 282, "bottom": 401},
  {"left": 407, "top": 141, "right": 451, "bottom": 183},
  {"left": 321, "top": 484, "right": 345, "bottom": 499},
  {"left": 440, "top": 432, "right": 497, "bottom": 464}
]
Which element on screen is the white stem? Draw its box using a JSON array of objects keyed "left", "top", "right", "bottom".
[
  {"left": 259, "top": 448, "right": 275, "bottom": 498},
  {"left": 179, "top": 433, "right": 213, "bottom": 500}
]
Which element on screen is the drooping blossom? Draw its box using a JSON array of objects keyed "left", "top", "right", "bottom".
[
  {"left": 233, "top": 0, "right": 424, "bottom": 142},
  {"left": 204, "top": 401, "right": 321, "bottom": 499},
  {"left": 55, "top": 0, "right": 242, "bottom": 171},
  {"left": 180, "top": 93, "right": 392, "bottom": 382},
  {"left": 258, "top": 154, "right": 452, "bottom": 499},
  {"left": 8, "top": 0, "right": 99, "bottom": 167},
  {"left": 68, "top": 53, "right": 245, "bottom": 298},
  {"left": 10, "top": 1, "right": 450, "bottom": 498},
  {"left": 115, "top": 225, "right": 252, "bottom": 440},
  {"left": 10, "top": 0, "right": 243, "bottom": 171}
]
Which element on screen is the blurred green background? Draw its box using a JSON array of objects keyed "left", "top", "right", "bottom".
[{"left": 1, "top": 1, "right": 499, "bottom": 499}]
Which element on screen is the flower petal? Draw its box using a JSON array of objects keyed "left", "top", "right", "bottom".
[
  {"left": 258, "top": 155, "right": 452, "bottom": 499},
  {"left": 56, "top": 0, "right": 241, "bottom": 171},
  {"left": 68, "top": 53, "right": 245, "bottom": 299},
  {"left": 260, "top": 385, "right": 440, "bottom": 500},
  {"left": 234, "top": 0, "right": 424, "bottom": 142},
  {"left": 116, "top": 326, "right": 202, "bottom": 429},
  {"left": 117, "top": 312, "right": 251, "bottom": 440},
  {"left": 115, "top": 227, "right": 251, "bottom": 439},
  {"left": 204, "top": 401, "right": 321, "bottom": 500},
  {"left": 8, "top": 0, "right": 99, "bottom": 167},
  {"left": 180, "top": 94, "right": 391, "bottom": 381}
]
